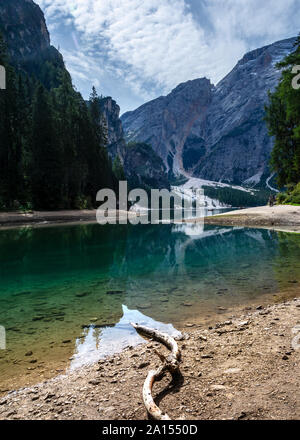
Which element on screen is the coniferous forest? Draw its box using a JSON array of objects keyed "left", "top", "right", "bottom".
[
  {"left": 0, "top": 32, "right": 117, "bottom": 211},
  {"left": 265, "top": 36, "right": 300, "bottom": 204}
]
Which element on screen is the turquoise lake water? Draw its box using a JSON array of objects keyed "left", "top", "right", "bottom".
[{"left": 0, "top": 221, "right": 300, "bottom": 391}]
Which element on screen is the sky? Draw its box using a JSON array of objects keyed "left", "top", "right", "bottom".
[{"left": 36, "top": 0, "right": 300, "bottom": 114}]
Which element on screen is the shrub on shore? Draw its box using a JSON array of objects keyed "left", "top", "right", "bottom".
[{"left": 276, "top": 183, "right": 300, "bottom": 205}]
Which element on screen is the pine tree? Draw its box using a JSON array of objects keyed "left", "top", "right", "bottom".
[
  {"left": 112, "top": 155, "right": 125, "bottom": 181},
  {"left": 31, "top": 84, "right": 64, "bottom": 209},
  {"left": 53, "top": 70, "right": 81, "bottom": 206},
  {"left": 0, "top": 32, "right": 117, "bottom": 211},
  {"left": 0, "top": 33, "right": 25, "bottom": 208}
]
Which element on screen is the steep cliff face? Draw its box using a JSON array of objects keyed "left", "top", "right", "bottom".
[
  {"left": 191, "top": 37, "right": 296, "bottom": 184},
  {"left": 0, "top": 0, "right": 65, "bottom": 82},
  {"left": 122, "top": 37, "right": 297, "bottom": 185},
  {"left": 0, "top": 0, "right": 50, "bottom": 61},
  {"left": 99, "top": 97, "right": 127, "bottom": 161},
  {"left": 122, "top": 78, "right": 213, "bottom": 176},
  {"left": 99, "top": 98, "right": 170, "bottom": 189}
]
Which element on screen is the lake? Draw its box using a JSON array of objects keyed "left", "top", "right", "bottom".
[{"left": 0, "top": 221, "right": 300, "bottom": 392}]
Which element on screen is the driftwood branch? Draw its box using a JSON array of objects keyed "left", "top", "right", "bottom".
[{"left": 131, "top": 323, "right": 181, "bottom": 420}]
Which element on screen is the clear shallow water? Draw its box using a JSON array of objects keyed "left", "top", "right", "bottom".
[
  {"left": 0, "top": 221, "right": 300, "bottom": 391},
  {"left": 70, "top": 305, "right": 182, "bottom": 371}
]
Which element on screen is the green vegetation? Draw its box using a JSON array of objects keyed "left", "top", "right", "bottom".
[
  {"left": 0, "top": 33, "right": 116, "bottom": 211},
  {"left": 276, "top": 182, "right": 300, "bottom": 205},
  {"left": 112, "top": 155, "right": 125, "bottom": 181},
  {"left": 125, "top": 142, "right": 169, "bottom": 192},
  {"left": 202, "top": 186, "right": 270, "bottom": 207},
  {"left": 265, "top": 35, "right": 300, "bottom": 204},
  {"left": 126, "top": 142, "right": 166, "bottom": 172}
]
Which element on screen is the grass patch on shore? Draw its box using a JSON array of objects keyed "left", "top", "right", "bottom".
[{"left": 276, "top": 183, "right": 300, "bottom": 205}]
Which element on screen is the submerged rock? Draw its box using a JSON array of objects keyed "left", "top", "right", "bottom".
[
  {"left": 76, "top": 292, "right": 90, "bottom": 298},
  {"left": 137, "top": 303, "right": 151, "bottom": 310},
  {"left": 106, "top": 291, "right": 125, "bottom": 295}
]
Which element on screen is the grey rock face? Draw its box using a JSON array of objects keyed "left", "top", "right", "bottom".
[
  {"left": 122, "top": 37, "right": 297, "bottom": 185},
  {"left": 122, "top": 78, "right": 213, "bottom": 176},
  {"left": 0, "top": 0, "right": 65, "bottom": 81},
  {"left": 99, "top": 97, "right": 127, "bottom": 161},
  {"left": 192, "top": 37, "right": 296, "bottom": 184},
  {"left": 0, "top": 0, "right": 50, "bottom": 62},
  {"left": 99, "top": 99, "right": 169, "bottom": 189}
]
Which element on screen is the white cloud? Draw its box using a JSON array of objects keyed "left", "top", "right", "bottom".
[{"left": 37, "top": 0, "right": 300, "bottom": 106}]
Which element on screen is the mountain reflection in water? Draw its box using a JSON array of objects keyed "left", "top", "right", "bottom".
[{"left": 70, "top": 305, "right": 182, "bottom": 370}]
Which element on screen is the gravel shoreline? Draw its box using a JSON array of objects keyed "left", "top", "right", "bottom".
[
  {"left": 203, "top": 205, "right": 300, "bottom": 229},
  {"left": 1, "top": 206, "right": 300, "bottom": 230},
  {"left": 1, "top": 297, "right": 299, "bottom": 420}
]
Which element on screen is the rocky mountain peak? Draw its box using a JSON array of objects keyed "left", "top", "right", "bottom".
[
  {"left": 122, "top": 36, "right": 297, "bottom": 186},
  {"left": 168, "top": 77, "right": 212, "bottom": 96},
  {"left": 122, "top": 76, "right": 213, "bottom": 175}
]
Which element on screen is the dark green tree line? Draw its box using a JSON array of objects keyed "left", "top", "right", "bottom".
[
  {"left": 265, "top": 36, "right": 300, "bottom": 189},
  {"left": 0, "top": 33, "right": 116, "bottom": 210}
]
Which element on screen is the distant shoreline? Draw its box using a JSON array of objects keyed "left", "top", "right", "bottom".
[
  {"left": 1, "top": 205, "right": 300, "bottom": 231},
  {"left": 0, "top": 210, "right": 136, "bottom": 228},
  {"left": 203, "top": 205, "right": 300, "bottom": 231}
]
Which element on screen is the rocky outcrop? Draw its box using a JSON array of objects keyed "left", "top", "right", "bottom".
[
  {"left": 122, "top": 78, "right": 213, "bottom": 177},
  {"left": 0, "top": 0, "right": 65, "bottom": 81},
  {"left": 99, "top": 97, "right": 127, "bottom": 162},
  {"left": 99, "top": 99, "right": 169, "bottom": 190},
  {"left": 0, "top": 0, "right": 50, "bottom": 61},
  {"left": 122, "top": 37, "right": 297, "bottom": 185}
]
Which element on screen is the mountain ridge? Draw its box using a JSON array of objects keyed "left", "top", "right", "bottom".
[{"left": 121, "top": 36, "right": 297, "bottom": 186}]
